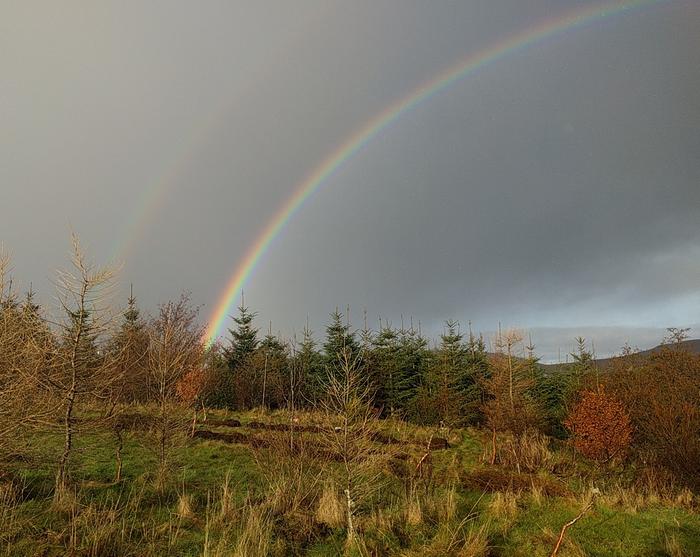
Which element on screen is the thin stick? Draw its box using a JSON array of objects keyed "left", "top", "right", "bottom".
[{"left": 550, "top": 500, "right": 594, "bottom": 557}]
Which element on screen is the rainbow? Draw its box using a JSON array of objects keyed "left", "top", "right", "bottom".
[{"left": 204, "top": 0, "right": 666, "bottom": 346}]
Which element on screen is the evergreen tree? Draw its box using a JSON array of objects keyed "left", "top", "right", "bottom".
[
  {"left": 571, "top": 337, "right": 595, "bottom": 376},
  {"left": 201, "top": 342, "right": 231, "bottom": 409},
  {"left": 64, "top": 307, "right": 100, "bottom": 375},
  {"left": 22, "top": 284, "right": 41, "bottom": 318},
  {"left": 256, "top": 324, "right": 288, "bottom": 409},
  {"left": 412, "top": 320, "right": 471, "bottom": 425},
  {"left": 433, "top": 320, "right": 470, "bottom": 424},
  {"left": 109, "top": 287, "right": 149, "bottom": 403},
  {"left": 226, "top": 301, "right": 259, "bottom": 371},
  {"left": 297, "top": 323, "right": 324, "bottom": 403},
  {"left": 373, "top": 323, "right": 402, "bottom": 415},
  {"left": 20, "top": 284, "right": 52, "bottom": 345},
  {"left": 460, "top": 327, "right": 490, "bottom": 423},
  {"left": 123, "top": 286, "right": 142, "bottom": 328},
  {"left": 323, "top": 308, "right": 359, "bottom": 375},
  {"left": 397, "top": 324, "right": 429, "bottom": 406}
]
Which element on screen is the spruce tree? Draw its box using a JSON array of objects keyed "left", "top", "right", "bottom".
[
  {"left": 373, "top": 323, "right": 401, "bottom": 415},
  {"left": 460, "top": 327, "right": 490, "bottom": 423},
  {"left": 323, "top": 308, "right": 359, "bottom": 375},
  {"left": 256, "top": 324, "right": 288, "bottom": 409},
  {"left": 226, "top": 302, "right": 259, "bottom": 371},
  {"left": 433, "top": 320, "right": 470, "bottom": 424},
  {"left": 297, "top": 323, "right": 324, "bottom": 403},
  {"left": 109, "top": 286, "right": 149, "bottom": 403},
  {"left": 22, "top": 284, "right": 41, "bottom": 317}
]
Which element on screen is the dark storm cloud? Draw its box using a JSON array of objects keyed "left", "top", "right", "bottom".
[{"left": 1, "top": 1, "right": 698, "bottom": 360}]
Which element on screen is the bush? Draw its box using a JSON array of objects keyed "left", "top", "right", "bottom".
[
  {"left": 606, "top": 345, "right": 700, "bottom": 489},
  {"left": 565, "top": 386, "right": 632, "bottom": 462}
]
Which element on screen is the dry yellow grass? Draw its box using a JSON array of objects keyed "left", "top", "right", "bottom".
[
  {"left": 405, "top": 490, "right": 423, "bottom": 526},
  {"left": 315, "top": 481, "right": 344, "bottom": 528},
  {"left": 487, "top": 491, "right": 519, "bottom": 520}
]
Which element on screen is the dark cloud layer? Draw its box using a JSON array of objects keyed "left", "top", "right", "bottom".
[{"left": 2, "top": 1, "right": 698, "bottom": 360}]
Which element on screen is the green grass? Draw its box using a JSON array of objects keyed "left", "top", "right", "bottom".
[{"left": 1, "top": 408, "right": 698, "bottom": 556}]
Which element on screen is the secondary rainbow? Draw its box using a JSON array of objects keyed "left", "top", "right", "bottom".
[{"left": 204, "top": 0, "right": 666, "bottom": 346}]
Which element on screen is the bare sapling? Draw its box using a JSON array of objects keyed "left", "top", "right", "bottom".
[
  {"left": 0, "top": 249, "right": 55, "bottom": 464},
  {"left": 47, "top": 236, "right": 121, "bottom": 500},
  {"left": 146, "top": 293, "right": 205, "bottom": 489},
  {"left": 319, "top": 346, "right": 381, "bottom": 547}
]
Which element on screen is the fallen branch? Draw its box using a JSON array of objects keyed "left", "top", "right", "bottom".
[{"left": 550, "top": 499, "right": 594, "bottom": 557}]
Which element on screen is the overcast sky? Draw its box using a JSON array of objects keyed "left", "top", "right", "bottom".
[{"left": 2, "top": 1, "right": 699, "bottom": 360}]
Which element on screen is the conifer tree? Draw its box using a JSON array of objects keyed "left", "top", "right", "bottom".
[
  {"left": 226, "top": 298, "right": 259, "bottom": 371},
  {"left": 372, "top": 323, "right": 404, "bottom": 416},
  {"left": 257, "top": 324, "right": 287, "bottom": 409},
  {"left": 108, "top": 286, "right": 149, "bottom": 403},
  {"left": 397, "top": 323, "right": 429, "bottom": 403},
  {"left": 538, "top": 337, "right": 596, "bottom": 430},
  {"left": 297, "top": 323, "right": 324, "bottom": 403},
  {"left": 323, "top": 308, "right": 360, "bottom": 376},
  {"left": 434, "top": 320, "right": 470, "bottom": 424},
  {"left": 460, "top": 327, "right": 490, "bottom": 423},
  {"left": 22, "top": 283, "right": 41, "bottom": 317}
]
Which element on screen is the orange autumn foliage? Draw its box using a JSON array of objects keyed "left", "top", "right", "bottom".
[
  {"left": 176, "top": 369, "right": 207, "bottom": 406},
  {"left": 564, "top": 386, "right": 632, "bottom": 462}
]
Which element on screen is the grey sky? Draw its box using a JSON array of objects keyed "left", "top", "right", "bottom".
[{"left": 2, "top": 1, "right": 698, "bottom": 360}]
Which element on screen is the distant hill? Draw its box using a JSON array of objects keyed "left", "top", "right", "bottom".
[{"left": 541, "top": 338, "right": 700, "bottom": 370}]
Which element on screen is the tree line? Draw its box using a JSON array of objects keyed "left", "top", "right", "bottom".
[{"left": 1, "top": 238, "right": 698, "bottom": 498}]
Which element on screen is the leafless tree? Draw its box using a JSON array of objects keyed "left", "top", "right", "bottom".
[
  {"left": 0, "top": 250, "right": 55, "bottom": 465},
  {"left": 43, "top": 236, "right": 121, "bottom": 498},
  {"left": 481, "top": 329, "right": 541, "bottom": 468},
  {"left": 319, "top": 347, "right": 381, "bottom": 547},
  {"left": 146, "top": 293, "right": 204, "bottom": 487}
]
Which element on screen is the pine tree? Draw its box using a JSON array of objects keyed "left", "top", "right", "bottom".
[
  {"left": 297, "top": 323, "right": 324, "bottom": 403},
  {"left": 459, "top": 327, "right": 490, "bottom": 424},
  {"left": 373, "top": 323, "right": 401, "bottom": 416},
  {"left": 564, "top": 337, "right": 596, "bottom": 411},
  {"left": 123, "top": 286, "right": 141, "bottom": 328},
  {"left": 226, "top": 300, "right": 259, "bottom": 371},
  {"left": 411, "top": 320, "right": 471, "bottom": 425},
  {"left": 323, "top": 308, "right": 359, "bottom": 376},
  {"left": 22, "top": 284, "right": 41, "bottom": 318},
  {"left": 64, "top": 307, "right": 100, "bottom": 377},
  {"left": 256, "top": 324, "right": 288, "bottom": 409},
  {"left": 434, "top": 320, "right": 470, "bottom": 424},
  {"left": 108, "top": 286, "right": 149, "bottom": 403}
]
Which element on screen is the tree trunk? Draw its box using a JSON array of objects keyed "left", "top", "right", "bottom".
[
  {"left": 56, "top": 384, "right": 76, "bottom": 493},
  {"left": 114, "top": 429, "right": 123, "bottom": 483},
  {"left": 490, "top": 427, "right": 497, "bottom": 465},
  {"left": 190, "top": 407, "right": 198, "bottom": 437},
  {"left": 261, "top": 353, "right": 268, "bottom": 410},
  {"left": 345, "top": 487, "right": 354, "bottom": 545}
]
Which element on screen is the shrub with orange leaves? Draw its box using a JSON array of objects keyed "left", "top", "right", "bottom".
[
  {"left": 564, "top": 386, "right": 632, "bottom": 462},
  {"left": 176, "top": 368, "right": 208, "bottom": 406}
]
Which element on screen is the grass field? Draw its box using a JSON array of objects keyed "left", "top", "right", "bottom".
[{"left": 1, "top": 408, "right": 698, "bottom": 556}]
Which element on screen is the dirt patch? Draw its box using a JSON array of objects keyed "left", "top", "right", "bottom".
[
  {"left": 463, "top": 467, "right": 569, "bottom": 497},
  {"left": 428, "top": 437, "right": 449, "bottom": 450},
  {"left": 193, "top": 429, "right": 267, "bottom": 448},
  {"left": 113, "top": 412, "right": 155, "bottom": 431},
  {"left": 206, "top": 418, "right": 242, "bottom": 428},
  {"left": 246, "top": 421, "right": 320, "bottom": 433}
]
